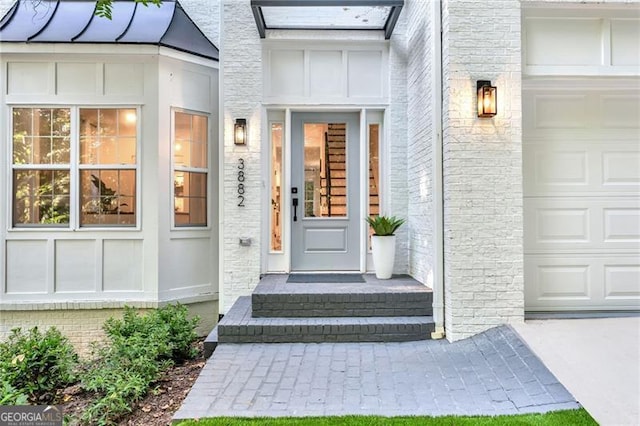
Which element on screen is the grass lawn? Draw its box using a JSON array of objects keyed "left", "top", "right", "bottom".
[{"left": 177, "top": 408, "right": 596, "bottom": 425}]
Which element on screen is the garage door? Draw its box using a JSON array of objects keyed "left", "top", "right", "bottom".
[{"left": 523, "top": 82, "right": 640, "bottom": 311}]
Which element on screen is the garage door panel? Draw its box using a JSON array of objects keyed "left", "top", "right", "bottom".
[
  {"left": 524, "top": 142, "right": 640, "bottom": 195},
  {"left": 600, "top": 95, "right": 640, "bottom": 128},
  {"left": 525, "top": 256, "right": 640, "bottom": 310},
  {"left": 603, "top": 151, "right": 640, "bottom": 185},
  {"left": 604, "top": 208, "right": 640, "bottom": 242},
  {"left": 525, "top": 198, "right": 640, "bottom": 251},
  {"left": 604, "top": 264, "right": 640, "bottom": 300}
]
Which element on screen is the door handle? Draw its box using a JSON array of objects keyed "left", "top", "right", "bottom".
[{"left": 292, "top": 198, "right": 298, "bottom": 222}]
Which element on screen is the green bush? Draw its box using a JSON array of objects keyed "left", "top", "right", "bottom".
[
  {"left": 81, "top": 304, "right": 199, "bottom": 425},
  {"left": 103, "top": 303, "right": 199, "bottom": 361},
  {"left": 0, "top": 378, "right": 29, "bottom": 405},
  {"left": 0, "top": 326, "right": 77, "bottom": 404}
]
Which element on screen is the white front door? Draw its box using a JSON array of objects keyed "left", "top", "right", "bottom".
[{"left": 290, "top": 112, "right": 360, "bottom": 271}]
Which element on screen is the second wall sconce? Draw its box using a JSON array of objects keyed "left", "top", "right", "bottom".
[
  {"left": 477, "top": 80, "right": 497, "bottom": 118},
  {"left": 234, "top": 118, "right": 247, "bottom": 145}
]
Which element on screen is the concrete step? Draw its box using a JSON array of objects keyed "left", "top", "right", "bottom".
[
  {"left": 215, "top": 297, "right": 435, "bottom": 344},
  {"left": 252, "top": 274, "right": 433, "bottom": 317}
]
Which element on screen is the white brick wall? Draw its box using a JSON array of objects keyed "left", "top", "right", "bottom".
[
  {"left": 181, "top": 0, "right": 220, "bottom": 49},
  {"left": 221, "top": 0, "right": 263, "bottom": 312},
  {"left": 441, "top": 0, "right": 524, "bottom": 341},
  {"left": 401, "top": 0, "right": 435, "bottom": 286},
  {"left": 388, "top": 13, "right": 410, "bottom": 275}
]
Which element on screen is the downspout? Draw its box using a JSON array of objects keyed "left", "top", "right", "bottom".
[{"left": 430, "top": 0, "right": 445, "bottom": 340}]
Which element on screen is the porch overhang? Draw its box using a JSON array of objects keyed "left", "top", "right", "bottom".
[{"left": 250, "top": 0, "right": 404, "bottom": 40}]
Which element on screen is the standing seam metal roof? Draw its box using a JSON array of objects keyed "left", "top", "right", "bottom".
[{"left": 0, "top": 0, "right": 219, "bottom": 61}]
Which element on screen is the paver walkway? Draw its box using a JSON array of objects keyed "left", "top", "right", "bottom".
[{"left": 174, "top": 326, "right": 579, "bottom": 420}]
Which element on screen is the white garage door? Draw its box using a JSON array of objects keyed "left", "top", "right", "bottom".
[{"left": 523, "top": 82, "right": 640, "bottom": 311}]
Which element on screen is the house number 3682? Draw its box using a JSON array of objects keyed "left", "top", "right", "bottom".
[{"left": 237, "top": 158, "right": 245, "bottom": 207}]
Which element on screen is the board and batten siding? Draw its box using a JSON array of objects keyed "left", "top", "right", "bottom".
[
  {"left": 262, "top": 42, "right": 389, "bottom": 105},
  {"left": 1, "top": 53, "right": 219, "bottom": 307}
]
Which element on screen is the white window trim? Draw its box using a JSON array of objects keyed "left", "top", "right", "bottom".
[
  {"left": 170, "top": 107, "right": 211, "bottom": 230},
  {"left": 8, "top": 105, "right": 141, "bottom": 231}
]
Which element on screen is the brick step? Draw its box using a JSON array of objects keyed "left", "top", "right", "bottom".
[
  {"left": 211, "top": 297, "right": 434, "bottom": 345},
  {"left": 252, "top": 274, "right": 433, "bottom": 317}
]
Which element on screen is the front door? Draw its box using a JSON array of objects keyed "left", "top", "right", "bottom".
[{"left": 291, "top": 112, "right": 360, "bottom": 271}]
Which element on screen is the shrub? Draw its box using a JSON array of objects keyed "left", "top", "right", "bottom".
[
  {"left": 0, "top": 326, "right": 77, "bottom": 404},
  {"left": 81, "top": 304, "right": 199, "bottom": 425},
  {"left": 0, "top": 378, "right": 28, "bottom": 405}
]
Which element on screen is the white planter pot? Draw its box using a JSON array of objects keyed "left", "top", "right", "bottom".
[{"left": 371, "top": 235, "right": 396, "bottom": 279}]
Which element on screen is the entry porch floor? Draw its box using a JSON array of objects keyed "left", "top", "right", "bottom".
[
  {"left": 175, "top": 274, "right": 578, "bottom": 420},
  {"left": 174, "top": 326, "right": 579, "bottom": 419}
]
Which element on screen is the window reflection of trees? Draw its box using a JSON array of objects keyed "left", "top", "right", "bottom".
[{"left": 12, "top": 108, "right": 71, "bottom": 225}]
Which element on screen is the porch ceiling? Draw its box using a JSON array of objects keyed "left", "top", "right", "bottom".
[
  {"left": 0, "top": 0, "right": 218, "bottom": 61},
  {"left": 251, "top": 0, "right": 404, "bottom": 40}
]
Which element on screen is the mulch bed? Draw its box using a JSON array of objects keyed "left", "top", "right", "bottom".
[{"left": 60, "top": 339, "right": 207, "bottom": 426}]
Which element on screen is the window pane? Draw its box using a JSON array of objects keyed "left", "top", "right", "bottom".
[
  {"left": 174, "top": 171, "right": 207, "bottom": 227},
  {"left": 35, "top": 108, "right": 52, "bottom": 136},
  {"left": 118, "top": 109, "right": 137, "bottom": 136},
  {"left": 13, "top": 170, "right": 70, "bottom": 225},
  {"left": 13, "top": 108, "right": 33, "bottom": 134},
  {"left": 270, "top": 123, "right": 283, "bottom": 251},
  {"left": 13, "top": 108, "right": 70, "bottom": 165},
  {"left": 174, "top": 111, "right": 207, "bottom": 168},
  {"left": 303, "top": 122, "right": 346, "bottom": 218},
  {"left": 100, "top": 109, "right": 117, "bottom": 136},
  {"left": 13, "top": 135, "right": 32, "bottom": 164},
  {"left": 80, "top": 170, "right": 136, "bottom": 226},
  {"left": 174, "top": 112, "right": 191, "bottom": 167},
  {"left": 118, "top": 137, "right": 136, "bottom": 164},
  {"left": 80, "top": 108, "right": 137, "bottom": 165},
  {"left": 192, "top": 115, "right": 208, "bottom": 168},
  {"left": 369, "top": 124, "right": 380, "bottom": 218},
  {"left": 368, "top": 124, "right": 380, "bottom": 249}
]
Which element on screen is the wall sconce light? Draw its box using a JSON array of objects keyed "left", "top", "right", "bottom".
[
  {"left": 234, "top": 118, "right": 247, "bottom": 145},
  {"left": 477, "top": 80, "right": 497, "bottom": 118}
]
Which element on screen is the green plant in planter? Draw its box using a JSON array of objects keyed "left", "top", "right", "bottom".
[{"left": 366, "top": 215, "right": 405, "bottom": 236}]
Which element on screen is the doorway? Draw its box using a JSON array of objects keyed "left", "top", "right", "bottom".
[{"left": 290, "top": 112, "right": 361, "bottom": 271}]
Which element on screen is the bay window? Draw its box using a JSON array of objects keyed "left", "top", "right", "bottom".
[{"left": 11, "top": 107, "right": 138, "bottom": 228}]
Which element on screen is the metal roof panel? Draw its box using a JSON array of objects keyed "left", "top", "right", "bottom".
[
  {"left": 73, "top": 1, "right": 136, "bottom": 42},
  {"left": 0, "top": 0, "right": 219, "bottom": 61},
  {"left": 117, "top": 1, "right": 174, "bottom": 43},
  {"left": 0, "top": 0, "right": 58, "bottom": 41},
  {"left": 30, "top": 1, "right": 96, "bottom": 42}
]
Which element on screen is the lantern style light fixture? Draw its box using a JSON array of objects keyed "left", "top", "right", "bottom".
[
  {"left": 477, "top": 80, "right": 497, "bottom": 118},
  {"left": 234, "top": 118, "right": 247, "bottom": 145}
]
